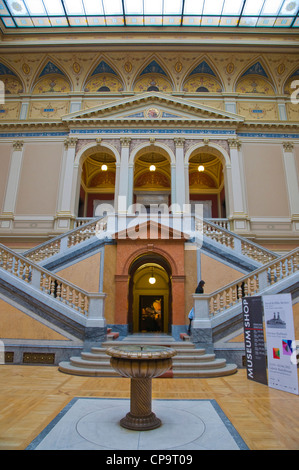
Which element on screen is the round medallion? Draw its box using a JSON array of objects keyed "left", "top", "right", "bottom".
[{"left": 145, "top": 107, "right": 161, "bottom": 119}]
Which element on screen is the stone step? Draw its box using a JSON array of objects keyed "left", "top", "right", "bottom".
[
  {"left": 69, "top": 357, "right": 113, "bottom": 369},
  {"left": 81, "top": 351, "right": 215, "bottom": 364},
  {"left": 173, "top": 363, "right": 238, "bottom": 378},
  {"left": 100, "top": 341, "right": 196, "bottom": 350},
  {"left": 58, "top": 336, "right": 238, "bottom": 378},
  {"left": 173, "top": 358, "right": 227, "bottom": 370},
  {"left": 58, "top": 361, "right": 120, "bottom": 377}
]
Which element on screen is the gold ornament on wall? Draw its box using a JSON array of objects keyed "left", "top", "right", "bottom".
[
  {"left": 174, "top": 61, "right": 183, "bottom": 73},
  {"left": 226, "top": 63, "right": 235, "bottom": 75},
  {"left": 277, "top": 63, "right": 286, "bottom": 75},
  {"left": 72, "top": 62, "right": 81, "bottom": 74},
  {"left": 124, "top": 61, "right": 132, "bottom": 73},
  {"left": 22, "top": 63, "right": 30, "bottom": 75}
]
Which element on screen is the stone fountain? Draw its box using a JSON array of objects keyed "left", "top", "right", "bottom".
[{"left": 106, "top": 345, "right": 176, "bottom": 431}]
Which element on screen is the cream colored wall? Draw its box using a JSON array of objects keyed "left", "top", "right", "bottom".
[
  {"left": 15, "top": 142, "right": 63, "bottom": 216},
  {"left": 0, "top": 299, "right": 68, "bottom": 340},
  {"left": 242, "top": 143, "right": 290, "bottom": 218},
  {"left": 201, "top": 253, "right": 244, "bottom": 294},
  {"left": 0, "top": 144, "right": 12, "bottom": 212},
  {"left": 57, "top": 251, "right": 101, "bottom": 292}
]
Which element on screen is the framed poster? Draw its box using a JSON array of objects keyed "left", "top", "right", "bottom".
[{"left": 263, "top": 294, "right": 298, "bottom": 395}]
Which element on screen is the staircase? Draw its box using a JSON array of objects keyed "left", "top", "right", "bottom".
[
  {"left": 58, "top": 335, "right": 238, "bottom": 378},
  {"left": 1, "top": 215, "right": 297, "bottom": 372}
]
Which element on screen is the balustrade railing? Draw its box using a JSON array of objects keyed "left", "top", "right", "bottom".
[
  {"left": 201, "top": 247, "right": 299, "bottom": 318},
  {"left": 25, "top": 214, "right": 277, "bottom": 268},
  {"left": 25, "top": 217, "right": 104, "bottom": 263},
  {"left": 0, "top": 243, "right": 102, "bottom": 318},
  {"left": 197, "top": 217, "right": 277, "bottom": 264}
]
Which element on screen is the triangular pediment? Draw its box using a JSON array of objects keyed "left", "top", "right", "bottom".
[
  {"left": 112, "top": 218, "right": 191, "bottom": 241},
  {"left": 62, "top": 92, "right": 244, "bottom": 126}
]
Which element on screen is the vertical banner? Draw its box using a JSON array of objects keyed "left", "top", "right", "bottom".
[
  {"left": 242, "top": 296, "right": 268, "bottom": 385},
  {"left": 263, "top": 294, "right": 298, "bottom": 395}
]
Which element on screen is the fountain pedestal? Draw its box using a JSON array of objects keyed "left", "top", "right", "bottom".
[{"left": 106, "top": 345, "right": 176, "bottom": 431}]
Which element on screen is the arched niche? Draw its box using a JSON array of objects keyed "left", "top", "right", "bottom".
[
  {"left": 182, "top": 60, "right": 223, "bottom": 93},
  {"left": 84, "top": 60, "right": 124, "bottom": 93},
  {"left": 0, "top": 62, "right": 23, "bottom": 94},
  {"left": 133, "top": 59, "right": 173, "bottom": 93}
]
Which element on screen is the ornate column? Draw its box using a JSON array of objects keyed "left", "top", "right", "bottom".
[
  {"left": 55, "top": 137, "right": 78, "bottom": 231},
  {"left": 1, "top": 140, "right": 24, "bottom": 229},
  {"left": 282, "top": 142, "right": 299, "bottom": 231},
  {"left": 227, "top": 138, "right": 249, "bottom": 232},
  {"left": 174, "top": 138, "right": 186, "bottom": 212},
  {"left": 118, "top": 137, "right": 131, "bottom": 212}
]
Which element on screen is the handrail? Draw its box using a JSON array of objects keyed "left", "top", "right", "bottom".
[
  {"left": 24, "top": 213, "right": 278, "bottom": 266},
  {"left": 0, "top": 243, "right": 103, "bottom": 318},
  {"left": 196, "top": 216, "right": 278, "bottom": 264},
  {"left": 24, "top": 216, "right": 104, "bottom": 262},
  {"left": 197, "top": 247, "right": 299, "bottom": 317}
]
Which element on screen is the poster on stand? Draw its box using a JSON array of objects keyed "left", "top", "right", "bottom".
[
  {"left": 242, "top": 296, "right": 268, "bottom": 385},
  {"left": 263, "top": 294, "right": 298, "bottom": 395}
]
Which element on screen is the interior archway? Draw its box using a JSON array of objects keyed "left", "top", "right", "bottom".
[
  {"left": 133, "top": 146, "right": 171, "bottom": 212},
  {"left": 128, "top": 253, "right": 172, "bottom": 334},
  {"left": 78, "top": 148, "right": 116, "bottom": 217},
  {"left": 188, "top": 149, "right": 226, "bottom": 219}
]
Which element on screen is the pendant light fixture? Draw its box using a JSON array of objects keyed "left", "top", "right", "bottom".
[
  {"left": 198, "top": 155, "right": 204, "bottom": 172},
  {"left": 149, "top": 152, "right": 156, "bottom": 172},
  {"left": 149, "top": 266, "right": 156, "bottom": 284},
  {"left": 101, "top": 155, "right": 108, "bottom": 171}
]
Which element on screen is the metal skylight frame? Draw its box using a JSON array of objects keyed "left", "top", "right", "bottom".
[{"left": 0, "top": 0, "right": 298, "bottom": 29}]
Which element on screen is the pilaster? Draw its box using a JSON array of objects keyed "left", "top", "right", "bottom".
[
  {"left": 227, "top": 138, "right": 249, "bottom": 233},
  {"left": 174, "top": 137, "right": 186, "bottom": 212},
  {"left": 119, "top": 137, "right": 131, "bottom": 212},
  {"left": 0, "top": 140, "right": 24, "bottom": 230},
  {"left": 54, "top": 137, "right": 78, "bottom": 231},
  {"left": 282, "top": 142, "right": 299, "bottom": 231}
]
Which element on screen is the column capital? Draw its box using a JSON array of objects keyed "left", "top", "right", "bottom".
[
  {"left": 12, "top": 140, "right": 24, "bottom": 151},
  {"left": 120, "top": 137, "right": 131, "bottom": 147},
  {"left": 228, "top": 138, "right": 241, "bottom": 150},
  {"left": 174, "top": 137, "right": 185, "bottom": 147},
  {"left": 64, "top": 137, "right": 78, "bottom": 149},
  {"left": 283, "top": 141, "right": 294, "bottom": 152}
]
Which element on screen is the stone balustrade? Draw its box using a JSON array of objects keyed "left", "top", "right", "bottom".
[
  {"left": 0, "top": 243, "right": 105, "bottom": 323},
  {"left": 193, "top": 247, "right": 299, "bottom": 323}
]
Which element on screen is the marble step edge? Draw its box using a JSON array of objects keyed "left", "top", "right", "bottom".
[
  {"left": 99, "top": 341, "right": 196, "bottom": 349},
  {"left": 82, "top": 351, "right": 211, "bottom": 361},
  {"left": 68, "top": 356, "right": 226, "bottom": 370},
  {"left": 58, "top": 361, "right": 237, "bottom": 378}
]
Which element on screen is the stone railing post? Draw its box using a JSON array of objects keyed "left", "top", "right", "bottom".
[{"left": 191, "top": 294, "right": 214, "bottom": 352}]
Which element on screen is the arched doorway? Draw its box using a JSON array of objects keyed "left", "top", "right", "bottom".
[
  {"left": 188, "top": 148, "right": 226, "bottom": 219},
  {"left": 133, "top": 146, "right": 171, "bottom": 211},
  {"left": 78, "top": 147, "right": 116, "bottom": 217},
  {"left": 128, "top": 253, "right": 172, "bottom": 334}
]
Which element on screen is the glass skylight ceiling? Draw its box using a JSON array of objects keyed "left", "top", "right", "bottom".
[{"left": 0, "top": 0, "right": 298, "bottom": 29}]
